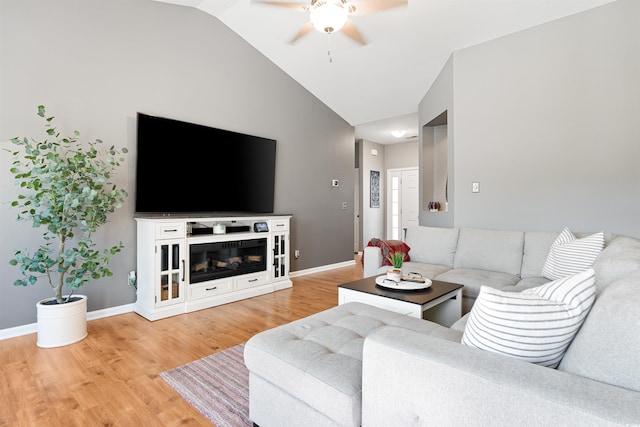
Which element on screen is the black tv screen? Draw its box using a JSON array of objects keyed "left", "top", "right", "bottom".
[{"left": 135, "top": 113, "right": 276, "bottom": 214}]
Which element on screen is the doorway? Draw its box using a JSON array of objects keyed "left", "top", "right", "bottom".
[
  {"left": 386, "top": 168, "right": 419, "bottom": 240},
  {"left": 354, "top": 168, "right": 360, "bottom": 253}
]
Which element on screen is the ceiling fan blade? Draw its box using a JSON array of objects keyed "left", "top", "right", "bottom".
[
  {"left": 251, "top": 0, "right": 308, "bottom": 11},
  {"left": 348, "top": 0, "right": 407, "bottom": 16},
  {"left": 290, "top": 21, "right": 315, "bottom": 44},
  {"left": 341, "top": 20, "right": 366, "bottom": 45}
]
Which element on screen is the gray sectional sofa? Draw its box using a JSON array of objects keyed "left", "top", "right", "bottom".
[
  {"left": 364, "top": 226, "right": 615, "bottom": 313},
  {"left": 244, "top": 226, "right": 640, "bottom": 426}
]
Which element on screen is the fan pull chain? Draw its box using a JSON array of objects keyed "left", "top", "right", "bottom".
[{"left": 327, "top": 33, "right": 333, "bottom": 63}]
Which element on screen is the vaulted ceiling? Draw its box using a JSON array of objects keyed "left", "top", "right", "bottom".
[{"left": 154, "top": 0, "right": 615, "bottom": 143}]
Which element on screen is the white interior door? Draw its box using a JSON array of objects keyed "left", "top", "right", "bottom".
[
  {"left": 387, "top": 168, "right": 419, "bottom": 240},
  {"left": 402, "top": 169, "right": 419, "bottom": 234}
]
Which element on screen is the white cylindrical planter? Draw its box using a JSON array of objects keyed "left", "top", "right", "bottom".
[
  {"left": 386, "top": 269, "right": 402, "bottom": 282},
  {"left": 36, "top": 295, "right": 88, "bottom": 348}
]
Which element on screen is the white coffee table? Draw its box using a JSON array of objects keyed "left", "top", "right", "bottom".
[{"left": 338, "top": 275, "right": 463, "bottom": 327}]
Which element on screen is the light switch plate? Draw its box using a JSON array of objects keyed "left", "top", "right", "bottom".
[{"left": 472, "top": 182, "right": 480, "bottom": 193}]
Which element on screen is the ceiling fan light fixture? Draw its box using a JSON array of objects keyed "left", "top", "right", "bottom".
[
  {"left": 310, "top": 0, "right": 349, "bottom": 34},
  {"left": 390, "top": 129, "right": 407, "bottom": 138}
]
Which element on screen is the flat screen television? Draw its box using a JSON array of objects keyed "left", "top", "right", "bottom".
[{"left": 135, "top": 113, "right": 276, "bottom": 214}]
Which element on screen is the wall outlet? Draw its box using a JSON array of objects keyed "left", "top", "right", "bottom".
[
  {"left": 128, "top": 270, "right": 137, "bottom": 287},
  {"left": 331, "top": 179, "right": 339, "bottom": 187},
  {"left": 294, "top": 249, "right": 300, "bottom": 259}
]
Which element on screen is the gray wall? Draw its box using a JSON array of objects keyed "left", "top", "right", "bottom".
[
  {"left": 419, "top": 55, "right": 454, "bottom": 228},
  {"left": 359, "top": 140, "right": 385, "bottom": 247},
  {"left": 420, "top": 0, "right": 640, "bottom": 237},
  {"left": 385, "top": 140, "right": 418, "bottom": 170},
  {"left": 0, "top": 0, "right": 355, "bottom": 329}
]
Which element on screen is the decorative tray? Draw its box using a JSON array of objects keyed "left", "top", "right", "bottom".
[{"left": 375, "top": 275, "right": 432, "bottom": 290}]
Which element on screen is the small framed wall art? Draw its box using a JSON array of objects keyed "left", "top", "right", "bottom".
[{"left": 370, "top": 170, "right": 380, "bottom": 208}]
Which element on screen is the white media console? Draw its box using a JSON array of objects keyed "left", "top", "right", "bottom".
[{"left": 134, "top": 214, "right": 292, "bottom": 321}]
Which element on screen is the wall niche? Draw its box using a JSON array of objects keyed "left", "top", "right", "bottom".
[{"left": 422, "top": 110, "right": 449, "bottom": 215}]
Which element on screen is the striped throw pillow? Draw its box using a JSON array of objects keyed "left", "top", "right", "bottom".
[
  {"left": 461, "top": 268, "right": 596, "bottom": 368},
  {"left": 542, "top": 227, "right": 604, "bottom": 280}
]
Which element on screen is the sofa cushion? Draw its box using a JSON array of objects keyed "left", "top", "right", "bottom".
[
  {"left": 461, "top": 268, "right": 596, "bottom": 368},
  {"left": 592, "top": 236, "right": 640, "bottom": 291},
  {"left": 521, "top": 232, "right": 559, "bottom": 278},
  {"left": 542, "top": 227, "right": 604, "bottom": 280},
  {"left": 453, "top": 228, "right": 524, "bottom": 276},
  {"left": 558, "top": 271, "right": 640, "bottom": 392},
  {"left": 450, "top": 312, "right": 470, "bottom": 332},
  {"left": 505, "top": 276, "right": 550, "bottom": 292},
  {"left": 404, "top": 226, "right": 459, "bottom": 268},
  {"left": 244, "top": 302, "right": 459, "bottom": 427},
  {"left": 389, "top": 261, "right": 451, "bottom": 279},
  {"left": 435, "top": 268, "right": 521, "bottom": 300}
]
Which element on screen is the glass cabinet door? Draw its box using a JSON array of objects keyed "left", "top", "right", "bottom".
[
  {"left": 156, "top": 239, "right": 185, "bottom": 306},
  {"left": 272, "top": 233, "right": 288, "bottom": 279}
]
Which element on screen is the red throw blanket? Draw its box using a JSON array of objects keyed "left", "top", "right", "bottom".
[{"left": 362, "top": 238, "right": 411, "bottom": 266}]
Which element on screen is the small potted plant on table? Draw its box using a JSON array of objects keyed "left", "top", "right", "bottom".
[
  {"left": 386, "top": 252, "right": 406, "bottom": 282},
  {"left": 6, "top": 106, "right": 128, "bottom": 348}
]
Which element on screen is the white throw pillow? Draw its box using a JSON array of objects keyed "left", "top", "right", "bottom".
[
  {"left": 461, "top": 268, "right": 596, "bottom": 368},
  {"left": 542, "top": 227, "right": 604, "bottom": 280}
]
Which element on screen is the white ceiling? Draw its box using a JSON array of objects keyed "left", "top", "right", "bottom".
[{"left": 154, "top": 0, "right": 615, "bottom": 144}]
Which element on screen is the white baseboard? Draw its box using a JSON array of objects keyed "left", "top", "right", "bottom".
[
  {"left": 0, "top": 323, "right": 37, "bottom": 341},
  {"left": 2, "top": 260, "right": 357, "bottom": 340},
  {"left": 289, "top": 259, "right": 356, "bottom": 278},
  {"left": 0, "top": 303, "right": 135, "bottom": 341},
  {"left": 87, "top": 303, "right": 136, "bottom": 321}
]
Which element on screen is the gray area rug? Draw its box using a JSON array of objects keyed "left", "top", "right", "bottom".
[{"left": 161, "top": 343, "right": 251, "bottom": 427}]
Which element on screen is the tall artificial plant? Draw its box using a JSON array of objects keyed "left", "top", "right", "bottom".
[{"left": 7, "top": 106, "right": 128, "bottom": 304}]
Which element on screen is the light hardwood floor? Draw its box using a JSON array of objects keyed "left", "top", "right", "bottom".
[{"left": 0, "top": 256, "right": 363, "bottom": 426}]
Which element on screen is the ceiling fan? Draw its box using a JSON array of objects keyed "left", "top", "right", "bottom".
[{"left": 252, "top": 0, "right": 408, "bottom": 45}]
